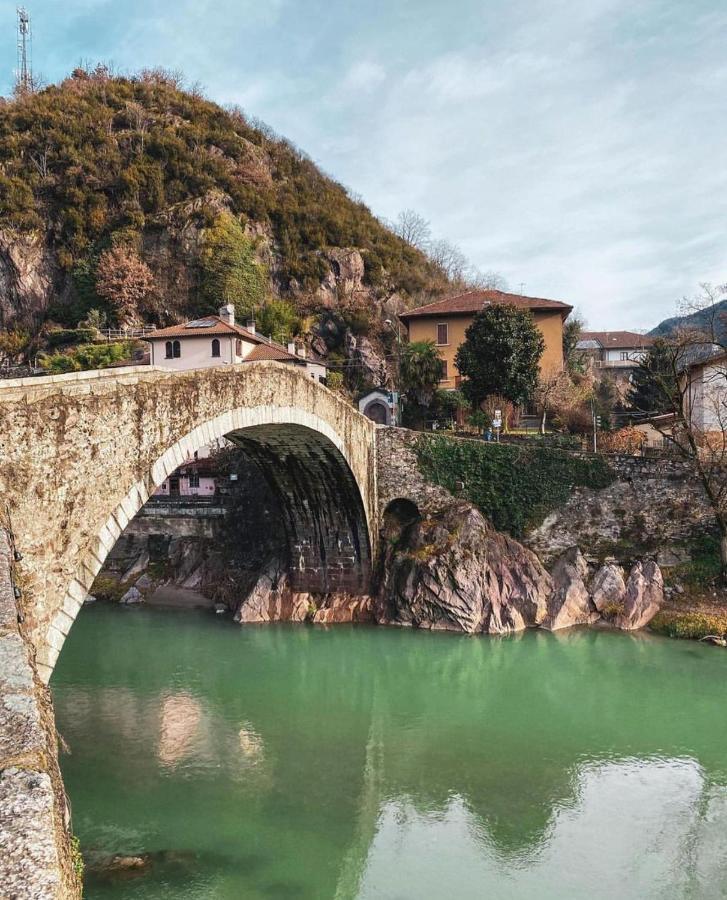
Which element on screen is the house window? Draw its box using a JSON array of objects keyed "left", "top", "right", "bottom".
[
  {"left": 235, "top": 339, "right": 242, "bottom": 357},
  {"left": 165, "top": 341, "right": 173, "bottom": 359},
  {"left": 211, "top": 338, "right": 221, "bottom": 358},
  {"left": 436, "top": 323, "right": 448, "bottom": 345},
  {"left": 440, "top": 360, "right": 448, "bottom": 380},
  {"left": 188, "top": 473, "right": 200, "bottom": 488},
  {"left": 620, "top": 351, "right": 630, "bottom": 361},
  {"left": 172, "top": 340, "right": 181, "bottom": 358}
]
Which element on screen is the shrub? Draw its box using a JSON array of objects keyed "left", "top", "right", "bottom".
[
  {"left": 0, "top": 329, "right": 30, "bottom": 361},
  {"left": 256, "top": 298, "right": 301, "bottom": 343},
  {"left": 650, "top": 611, "right": 727, "bottom": 640},
  {"left": 468, "top": 410, "right": 491, "bottom": 432},
  {"left": 45, "top": 327, "right": 96, "bottom": 348},
  {"left": 326, "top": 371, "right": 344, "bottom": 391},
  {"left": 39, "top": 341, "right": 131, "bottom": 374},
  {"left": 416, "top": 434, "right": 614, "bottom": 536}
]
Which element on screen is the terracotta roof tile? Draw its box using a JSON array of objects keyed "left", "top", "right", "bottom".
[
  {"left": 579, "top": 331, "right": 655, "bottom": 350},
  {"left": 146, "top": 316, "right": 263, "bottom": 341},
  {"left": 245, "top": 343, "right": 302, "bottom": 363},
  {"left": 399, "top": 289, "right": 572, "bottom": 320}
]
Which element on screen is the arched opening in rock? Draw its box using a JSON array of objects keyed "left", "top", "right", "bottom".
[{"left": 382, "top": 498, "right": 421, "bottom": 545}]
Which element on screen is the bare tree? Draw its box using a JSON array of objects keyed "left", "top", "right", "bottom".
[
  {"left": 467, "top": 269, "right": 509, "bottom": 291},
  {"left": 533, "top": 367, "right": 592, "bottom": 434},
  {"left": 634, "top": 282, "right": 727, "bottom": 579},
  {"left": 428, "top": 238, "right": 469, "bottom": 282},
  {"left": 393, "top": 209, "right": 432, "bottom": 250}
]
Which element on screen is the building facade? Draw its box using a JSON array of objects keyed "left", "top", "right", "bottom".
[
  {"left": 399, "top": 289, "right": 572, "bottom": 390},
  {"left": 576, "top": 331, "right": 654, "bottom": 369},
  {"left": 146, "top": 305, "right": 327, "bottom": 382}
]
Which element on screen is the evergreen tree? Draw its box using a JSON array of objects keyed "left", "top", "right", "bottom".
[
  {"left": 455, "top": 305, "right": 544, "bottom": 407},
  {"left": 628, "top": 340, "right": 679, "bottom": 413}
]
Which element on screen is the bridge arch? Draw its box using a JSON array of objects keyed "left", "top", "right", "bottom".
[{"left": 0, "top": 363, "right": 377, "bottom": 681}]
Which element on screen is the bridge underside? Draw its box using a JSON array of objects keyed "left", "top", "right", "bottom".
[{"left": 230, "top": 426, "right": 371, "bottom": 595}]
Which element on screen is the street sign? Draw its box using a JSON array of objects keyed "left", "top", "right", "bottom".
[{"left": 492, "top": 418, "right": 502, "bottom": 429}]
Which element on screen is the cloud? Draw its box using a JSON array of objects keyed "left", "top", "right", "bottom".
[
  {"left": 2, "top": 0, "right": 725, "bottom": 329},
  {"left": 340, "top": 60, "right": 386, "bottom": 94}
]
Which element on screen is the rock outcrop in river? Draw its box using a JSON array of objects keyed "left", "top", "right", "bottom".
[
  {"left": 376, "top": 498, "right": 664, "bottom": 635},
  {"left": 376, "top": 500, "right": 552, "bottom": 634},
  {"left": 233, "top": 560, "right": 373, "bottom": 624}
]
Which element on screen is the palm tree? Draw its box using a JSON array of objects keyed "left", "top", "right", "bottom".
[{"left": 400, "top": 340, "right": 444, "bottom": 406}]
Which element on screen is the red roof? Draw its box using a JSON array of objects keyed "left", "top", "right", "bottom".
[
  {"left": 246, "top": 343, "right": 302, "bottom": 363},
  {"left": 147, "top": 316, "right": 264, "bottom": 342},
  {"left": 399, "top": 289, "right": 572, "bottom": 321},
  {"left": 579, "top": 331, "right": 654, "bottom": 350}
]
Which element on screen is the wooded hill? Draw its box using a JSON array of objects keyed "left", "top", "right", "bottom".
[{"left": 0, "top": 67, "right": 453, "bottom": 378}]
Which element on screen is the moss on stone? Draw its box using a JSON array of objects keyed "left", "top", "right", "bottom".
[{"left": 415, "top": 435, "right": 614, "bottom": 538}]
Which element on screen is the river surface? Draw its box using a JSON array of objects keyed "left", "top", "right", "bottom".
[{"left": 52, "top": 605, "right": 727, "bottom": 900}]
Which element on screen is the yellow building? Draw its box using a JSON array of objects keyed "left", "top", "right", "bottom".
[{"left": 399, "top": 289, "right": 572, "bottom": 390}]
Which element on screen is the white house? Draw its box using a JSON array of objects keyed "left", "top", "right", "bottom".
[
  {"left": 576, "top": 331, "right": 654, "bottom": 369},
  {"left": 146, "top": 305, "right": 327, "bottom": 382},
  {"left": 684, "top": 349, "right": 727, "bottom": 434}
]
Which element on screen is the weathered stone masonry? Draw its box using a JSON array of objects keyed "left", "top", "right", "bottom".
[
  {"left": 0, "top": 363, "right": 377, "bottom": 682},
  {"left": 0, "top": 527, "right": 80, "bottom": 899}
]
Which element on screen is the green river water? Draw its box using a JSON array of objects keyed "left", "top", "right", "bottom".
[{"left": 52, "top": 605, "right": 727, "bottom": 900}]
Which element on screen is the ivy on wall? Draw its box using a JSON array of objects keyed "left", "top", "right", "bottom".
[{"left": 416, "top": 435, "right": 614, "bottom": 537}]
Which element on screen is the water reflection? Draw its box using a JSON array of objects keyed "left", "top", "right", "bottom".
[{"left": 52, "top": 607, "right": 727, "bottom": 899}]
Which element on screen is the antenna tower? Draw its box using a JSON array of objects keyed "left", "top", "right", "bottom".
[{"left": 16, "top": 7, "right": 32, "bottom": 92}]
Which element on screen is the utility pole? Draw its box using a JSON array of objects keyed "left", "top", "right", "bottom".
[
  {"left": 591, "top": 400, "right": 601, "bottom": 453},
  {"left": 16, "top": 7, "right": 33, "bottom": 94}
]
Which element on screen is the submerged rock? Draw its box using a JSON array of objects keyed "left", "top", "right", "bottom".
[
  {"left": 590, "top": 563, "right": 626, "bottom": 613},
  {"left": 615, "top": 560, "right": 663, "bottom": 630},
  {"left": 543, "top": 547, "right": 600, "bottom": 631},
  {"left": 377, "top": 501, "right": 551, "bottom": 634}
]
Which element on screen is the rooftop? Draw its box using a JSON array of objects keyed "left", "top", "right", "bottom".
[
  {"left": 145, "top": 315, "right": 263, "bottom": 342},
  {"left": 577, "top": 331, "right": 655, "bottom": 350},
  {"left": 246, "top": 343, "right": 302, "bottom": 364},
  {"left": 399, "top": 289, "right": 573, "bottom": 321}
]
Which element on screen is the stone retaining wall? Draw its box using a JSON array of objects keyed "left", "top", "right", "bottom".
[
  {"left": 376, "top": 429, "right": 711, "bottom": 568},
  {"left": 0, "top": 528, "right": 80, "bottom": 899}
]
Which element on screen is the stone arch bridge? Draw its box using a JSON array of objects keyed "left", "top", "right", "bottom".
[{"left": 0, "top": 362, "right": 378, "bottom": 682}]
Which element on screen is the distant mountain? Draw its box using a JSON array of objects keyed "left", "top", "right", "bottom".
[{"left": 649, "top": 298, "right": 727, "bottom": 341}]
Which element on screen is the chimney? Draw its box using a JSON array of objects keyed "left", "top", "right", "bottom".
[
  {"left": 219, "top": 304, "right": 235, "bottom": 326},
  {"left": 287, "top": 342, "right": 296, "bottom": 355},
  {"left": 245, "top": 319, "right": 256, "bottom": 335},
  {"left": 296, "top": 346, "right": 306, "bottom": 359}
]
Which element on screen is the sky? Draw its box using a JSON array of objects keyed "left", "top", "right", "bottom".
[{"left": 1, "top": 0, "right": 725, "bottom": 329}]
